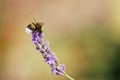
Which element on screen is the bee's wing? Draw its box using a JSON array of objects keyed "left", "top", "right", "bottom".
[{"left": 39, "top": 22, "right": 44, "bottom": 26}]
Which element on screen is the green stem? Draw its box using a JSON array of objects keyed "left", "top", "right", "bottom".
[{"left": 64, "top": 73, "right": 74, "bottom": 80}]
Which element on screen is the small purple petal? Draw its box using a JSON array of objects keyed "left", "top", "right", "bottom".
[
  {"left": 42, "top": 52, "right": 48, "bottom": 57},
  {"left": 56, "top": 71, "right": 64, "bottom": 76},
  {"left": 47, "top": 59, "right": 54, "bottom": 65},
  {"left": 38, "top": 38, "right": 44, "bottom": 44},
  {"left": 51, "top": 53, "right": 58, "bottom": 64},
  {"left": 43, "top": 42, "right": 49, "bottom": 50},
  {"left": 52, "top": 68, "right": 57, "bottom": 75},
  {"left": 52, "top": 68, "right": 64, "bottom": 76},
  {"left": 39, "top": 33, "right": 44, "bottom": 38},
  {"left": 59, "top": 64, "right": 66, "bottom": 71},
  {"left": 46, "top": 47, "right": 51, "bottom": 53}
]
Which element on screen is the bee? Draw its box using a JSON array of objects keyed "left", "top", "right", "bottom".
[{"left": 26, "top": 22, "right": 44, "bottom": 34}]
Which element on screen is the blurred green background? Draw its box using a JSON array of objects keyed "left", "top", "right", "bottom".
[{"left": 0, "top": 0, "right": 120, "bottom": 80}]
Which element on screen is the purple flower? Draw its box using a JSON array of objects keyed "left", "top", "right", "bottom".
[{"left": 32, "top": 32, "right": 66, "bottom": 76}]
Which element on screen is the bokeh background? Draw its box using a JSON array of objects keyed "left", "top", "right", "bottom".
[{"left": 0, "top": 0, "right": 120, "bottom": 80}]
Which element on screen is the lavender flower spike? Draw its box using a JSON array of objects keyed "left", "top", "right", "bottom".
[
  {"left": 26, "top": 22, "right": 74, "bottom": 80},
  {"left": 32, "top": 32, "right": 66, "bottom": 75}
]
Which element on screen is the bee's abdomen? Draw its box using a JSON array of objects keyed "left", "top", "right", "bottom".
[
  {"left": 28, "top": 24, "right": 35, "bottom": 29},
  {"left": 26, "top": 22, "right": 43, "bottom": 34}
]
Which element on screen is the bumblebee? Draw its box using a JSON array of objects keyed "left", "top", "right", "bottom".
[{"left": 26, "top": 22, "right": 44, "bottom": 34}]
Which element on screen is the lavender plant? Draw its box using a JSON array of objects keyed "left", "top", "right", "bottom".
[{"left": 26, "top": 22, "right": 74, "bottom": 80}]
